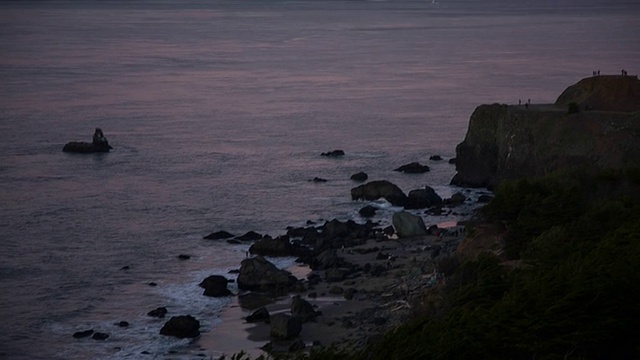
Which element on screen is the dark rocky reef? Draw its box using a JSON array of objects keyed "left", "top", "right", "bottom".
[
  {"left": 63, "top": 128, "right": 112, "bottom": 153},
  {"left": 452, "top": 76, "right": 640, "bottom": 189}
]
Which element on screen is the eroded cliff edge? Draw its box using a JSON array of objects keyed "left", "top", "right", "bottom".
[{"left": 451, "top": 75, "right": 640, "bottom": 189}]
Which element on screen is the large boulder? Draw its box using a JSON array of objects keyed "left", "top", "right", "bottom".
[
  {"left": 160, "top": 315, "right": 200, "bottom": 338},
  {"left": 270, "top": 313, "right": 302, "bottom": 339},
  {"left": 246, "top": 307, "right": 270, "bottom": 323},
  {"left": 404, "top": 186, "right": 443, "bottom": 209},
  {"left": 198, "top": 275, "right": 233, "bottom": 297},
  {"left": 351, "top": 180, "right": 407, "bottom": 206},
  {"left": 290, "top": 295, "right": 317, "bottom": 322},
  {"left": 63, "top": 128, "right": 112, "bottom": 153},
  {"left": 237, "top": 256, "right": 298, "bottom": 294},
  {"left": 392, "top": 211, "right": 428, "bottom": 238}
]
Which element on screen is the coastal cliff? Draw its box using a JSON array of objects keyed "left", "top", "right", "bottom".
[{"left": 451, "top": 75, "right": 640, "bottom": 189}]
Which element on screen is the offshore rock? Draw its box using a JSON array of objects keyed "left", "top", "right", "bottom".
[
  {"left": 198, "top": 275, "right": 233, "bottom": 297},
  {"left": 203, "top": 230, "right": 235, "bottom": 240},
  {"left": 351, "top": 180, "right": 407, "bottom": 206},
  {"left": 63, "top": 128, "right": 112, "bottom": 153},
  {"left": 350, "top": 171, "right": 368, "bottom": 182},
  {"left": 320, "top": 150, "right": 345, "bottom": 157},
  {"left": 404, "top": 186, "right": 443, "bottom": 209},
  {"left": 452, "top": 76, "right": 640, "bottom": 189},
  {"left": 394, "top": 162, "right": 430, "bottom": 173}
]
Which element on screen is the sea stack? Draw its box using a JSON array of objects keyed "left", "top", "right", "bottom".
[{"left": 63, "top": 128, "right": 113, "bottom": 153}]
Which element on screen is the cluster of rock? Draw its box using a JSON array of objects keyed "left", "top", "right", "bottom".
[{"left": 72, "top": 148, "right": 477, "bottom": 354}]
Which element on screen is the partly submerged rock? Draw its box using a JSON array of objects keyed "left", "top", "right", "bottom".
[
  {"left": 404, "top": 186, "right": 443, "bottom": 209},
  {"left": 203, "top": 230, "right": 235, "bottom": 240},
  {"left": 63, "top": 128, "right": 112, "bottom": 153},
  {"left": 394, "top": 162, "right": 430, "bottom": 173},
  {"left": 351, "top": 180, "right": 407, "bottom": 206},
  {"left": 159, "top": 315, "right": 200, "bottom": 338},
  {"left": 350, "top": 171, "right": 368, "bottom": 182},
  {"left": 198, "top": 275, "right": 233, "bottom": 297},
  {"left": 320, "top": 149, "right": 345, "bottom": 157}
]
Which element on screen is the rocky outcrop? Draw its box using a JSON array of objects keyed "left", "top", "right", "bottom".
[
  {"left": 237, "top": 256, "right": 298, "bottom": 294},
  {"left": 351, "top": 180, "right": 407, "bottom": 206},
  {"left": 63, "top": 128, "right": 112, "bottom": 153},
  {"left": 392, "top": 211, "right": 427, "bottom": 238},
  {"left": 404, "top": 186, "right": 443, "bottom": 209},
  {"left": 249, "top": 236, "right": 301, "bottom": 257},
  {"left": 290, "top": 295, "right": 318, "bottom": 322},
  {"left": 452, "top": 76, "right": 640, "bottom": 189},
  {"left": 199, "top": 275, "right": 233, "bottom": 297},
  {"left": 159, "top": 315, "right": 200, "bottom": 338},
  {"left": 147, "top": 307, "right": 168, "bottom": 318},
  {"left": 270, "top": 313, "right": 302, "bottom": 339}
]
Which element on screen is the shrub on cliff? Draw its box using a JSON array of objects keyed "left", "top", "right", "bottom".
[{"left": 567, "top": 101, "right": 580, "bottom": 114}]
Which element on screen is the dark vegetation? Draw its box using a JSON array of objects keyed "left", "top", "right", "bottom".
[
  {"left": 266, "top": 168, "right": 640, "bottom": 360},
  {"left": 567, "top": 102, "right": 580, "bottom": 114}
]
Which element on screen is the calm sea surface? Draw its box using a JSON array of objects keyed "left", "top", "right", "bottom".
[{"left": 1, "top": 0, "right": 638, "bottom": 358}]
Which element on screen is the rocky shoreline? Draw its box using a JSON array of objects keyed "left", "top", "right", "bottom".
[
  {"left": 197, "top": 224, "right": 469, "bottom": 358},
  {"left": 70, "top": 153, "right": 487, "bottom": 358},
  {"left": 184, "top": 161, "right": 487, "bottom": 358}
]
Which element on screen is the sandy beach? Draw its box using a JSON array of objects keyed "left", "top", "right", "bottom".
[{"left": 197, "top": 227, "right": 466, "bottom": 358}]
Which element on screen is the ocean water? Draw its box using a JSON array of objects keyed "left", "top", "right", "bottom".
[{"left": 1, "top": 0, "right": 638, "bottom": 359}]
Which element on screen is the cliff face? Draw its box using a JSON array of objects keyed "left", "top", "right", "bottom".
[{"left": 451, "top": 76, "right": 640, "bottom": 189}]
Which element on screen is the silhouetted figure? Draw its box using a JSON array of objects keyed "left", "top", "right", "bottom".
[{"left": 597, "top": 70, "right": 600, "bottom": 76}]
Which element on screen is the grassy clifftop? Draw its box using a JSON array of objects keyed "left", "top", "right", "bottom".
[{"left": 555, "top": 75, "right": 640, "bottom": 112}]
